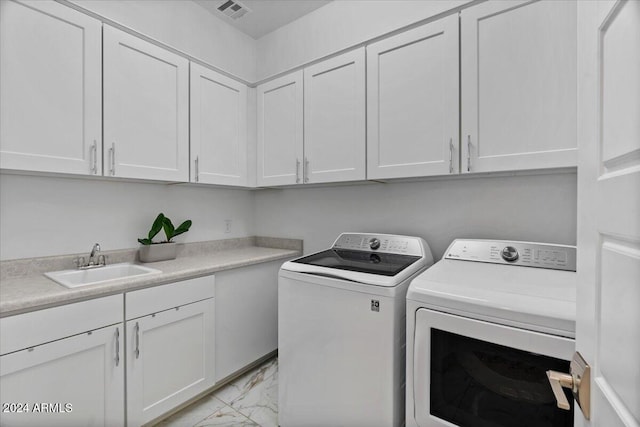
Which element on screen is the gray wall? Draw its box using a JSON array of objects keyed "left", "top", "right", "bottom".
[{"left": 254, "top": 172, "right": 577, "bottom": 259}]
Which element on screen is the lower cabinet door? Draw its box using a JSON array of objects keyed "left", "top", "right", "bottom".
[
  {"left": 0, "top": 324, "right": 124, "bottom": 427},
  {"left": 126, "top": 298, "right": 215, "bottom": 426}
]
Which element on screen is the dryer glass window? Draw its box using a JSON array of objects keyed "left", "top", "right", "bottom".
[
  {"left": 292, "top": 249, "right": 420, "bottom": 276},
  {"left": 430, "top": 329, "right": 573, "bottom": 427}
]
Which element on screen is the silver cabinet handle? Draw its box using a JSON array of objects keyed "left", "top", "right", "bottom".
[
  {"left": 115, "top": 327, "right": 120, "bottom": 367},
  {"left": 195, "top": 156, "right": 199, "bottom": 183},
  {"left": 467, "top": 135, "right": 472, "bottom": 172},
  {"left": 304, "top": 157, "right": 310, "bottom": 183},
  {"left": 109, "top": 142, "right": 116, "bottom": 176},
  {"left": 449, "top": 138, "right": 454, "bottom": 174},
  {"left": 296, "top": 158, "right": 301, "bottom": 184},
  {"left": 90, "top": 140, "right": 98, "bottom": 174},
  {"left": 135, "top": 322, "right": 140, "bottom": 359}
]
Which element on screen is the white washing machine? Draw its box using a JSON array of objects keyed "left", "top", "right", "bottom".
[
  {"left": 279, "top": 233, "right": 434, "bottom": 427},
  {"left": 406, "top": 239, "right": 578, "bottom": 427}
]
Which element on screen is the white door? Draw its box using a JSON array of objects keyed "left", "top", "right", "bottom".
[
  {"left": 0, "top": 324, "right": 124, "bottom": 427},
  {"left": 461, "top": 0, "right": 577, "bottom": 173},
  {"left": 0, "top": 0, "right": 101, "bottom": 176},
  {"left": 576, "top": 1, "right": 640, "bottom": 426},
  {"left": 367, "top": 14, "right": 459, "bottom": 180},
  {"left": 190, "top": 63, "right": 248, "bottom": 186},
  {"left": 103, "top": 25, "right": 189, "bottom": 182},
  {"left": 126, "top": 298, "right": 215, "bottom": 426},
  {"left": 304, "top": 49, "right": 366, "bottom": 184},
  {"left": 256, "top": 71, "right": 304, "bottom": 186}
]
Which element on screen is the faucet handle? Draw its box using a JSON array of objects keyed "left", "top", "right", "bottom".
[
  {"left": 74, "top": 256, "right": 86, "bottom": 269},
  {"left": 97, "top": 254, "right": 107, "bottom": 266}
]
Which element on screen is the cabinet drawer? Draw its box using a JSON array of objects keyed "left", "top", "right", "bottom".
[
  {"left": 0, "top": 294, "right": 123, "bottom": 355},
  {"left": 125, "top": 275, "right": 215, "bottom": 320}
]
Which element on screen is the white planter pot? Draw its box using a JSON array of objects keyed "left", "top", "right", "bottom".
[{"left": 139, "top": 242, "right": 177, "bottom": 263}]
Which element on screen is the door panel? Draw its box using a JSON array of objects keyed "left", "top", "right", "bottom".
[
  {"left": 0, "top": 0, "right": 101, "bottom": 175},
  {"left": 126, "top": 298, "right": 215, "bottom": 426},
  {"left": 190, "top": 63, "right": 248, "bottom": 186},
  {"left": 577, "top": 1, "right": 640, "bottom": 426},
  {"left": 462, "top": 0, "right": 577, "bottom": 173},
  {"left": 103, "top": 25, "right": 189, "bottom": 182},
  {"left": 257, "top": 71, "right": 304, "bottom": 186},
  {"left": 304, "top": 49, "right": 366, "bottom": 183},
  {"left": 367, "top": 15, "right": 459, "bottom": 179},
  {"left": 0, "top": 325, "right": 124, "bottom": 427}
]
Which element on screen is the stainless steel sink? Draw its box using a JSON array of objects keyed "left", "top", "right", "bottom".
[{"left": 45, "top": 263, "right": 162, "bottom": 288}]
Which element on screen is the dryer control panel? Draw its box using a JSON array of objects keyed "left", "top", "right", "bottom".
[{"left": 444, "top": 239, "right": 576, "bottom": 271}]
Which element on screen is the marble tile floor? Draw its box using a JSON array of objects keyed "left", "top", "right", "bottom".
[{"left": 156, "top": 357, "right": 278, "bottom": 427}]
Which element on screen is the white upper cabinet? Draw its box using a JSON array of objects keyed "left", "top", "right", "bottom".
[
  {"left": 103, "top": 25, "right": 189, "bottom": 182},
  {"left": 257, "top": 71, "right": 304, "bottom": 186},
  {"left": 0, "top": 0, "right": 102, "bottom": 176},
  {"left": 190, "top": 63, "right": 248, "bottom": 186},
  {"left": 461, "top": 0, "right": 577, "bottom": 173},
  {"left": 304, "top": 49, "right": 366, "bottom": 184},
  {"left": 367, "top": 15, "right": 459, "bottom": 180}
]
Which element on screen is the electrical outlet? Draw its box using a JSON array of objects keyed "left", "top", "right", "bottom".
[{"left": 224, "top": 219, "right": 232, "bottom": 234}]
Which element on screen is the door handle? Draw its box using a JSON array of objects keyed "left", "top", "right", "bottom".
[
  {"left": 304, "top": 157, "right": 310, "bottom": 183},
  {"left": 296, "top": 158, "right": 301, "bottom": 184},
  {"left": 467, "top": 135, "right": 471, "bottom": 172},
  {"left": 115, "top": 327, "right": 120, "bottom": 367},
  {"left": 449, "top": 138, "right": 454, "bottom": 174},
  {"left": 135, "top": 322, "right": 140, "bottom": 359},
  {"left": 195, "top": 156, "right": 200, "bottom": 183},
  {"left": 109, "top": 142, "right": 116, "bottom": 176},
  {"left": 546, "top": 351, "right": 590, "bottom": 419},
  {"left": 90, "top": 140, "right": 98, "bottom": 174}
]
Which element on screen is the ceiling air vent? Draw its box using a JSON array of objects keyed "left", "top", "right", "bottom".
[{"left": 217, "top": 0, "right": 251, "bottom": 20}]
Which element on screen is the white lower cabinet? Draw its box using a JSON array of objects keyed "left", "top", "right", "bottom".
[
  {"left": 125, "top": 276, "right": 215, "bottom": 426},
  {"left": 0, "top": 295, "right": 124, "bottom": 427},
  {"left": 214, "top": 261, "right": 280, "bottom": 381}
]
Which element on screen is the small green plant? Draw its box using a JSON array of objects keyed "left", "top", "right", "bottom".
[{"left": 138, "top": 213, "right": 192, "bottom": 245}]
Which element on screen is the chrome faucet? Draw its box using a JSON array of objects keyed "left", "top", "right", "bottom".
[{"left": 75, "top": 243, "right": 107, "bottom": 269}]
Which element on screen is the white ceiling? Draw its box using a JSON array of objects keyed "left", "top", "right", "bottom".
[{"left": 195, "top": 0, "right": 332, "bottom": 39}]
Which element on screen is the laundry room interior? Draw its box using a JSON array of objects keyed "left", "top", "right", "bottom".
[{"left": 0, "top": 1, "right": 637, "bottom": 427}]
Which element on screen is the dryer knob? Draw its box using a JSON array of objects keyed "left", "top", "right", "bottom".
[
  {"left": 501, "top": 246, "right": 519, "bottom": 262},
  {"left": 369, "top": 238, "right": 381, "bottom": 250}
]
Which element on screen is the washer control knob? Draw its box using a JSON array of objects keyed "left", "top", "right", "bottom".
[
  {"left": 501, "top": 246, "right": 519, "bottom": 262},
  {"left": 369, "top": 238, "right": 381, "bottom": 250}
]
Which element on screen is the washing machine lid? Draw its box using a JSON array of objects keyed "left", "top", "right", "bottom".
[
  {"left": 407, "top": 240, "right": 577, "bottom": 337},
  {"left": 281, "top": 233, "right": 434, "bottom": 287},
  {"left": 291, "top": 249, "right": 421, "bottom": 277}
]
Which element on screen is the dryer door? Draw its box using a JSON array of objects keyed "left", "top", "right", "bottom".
[{"left": 413, "top": 308, "right": 575, "bottom": 427}]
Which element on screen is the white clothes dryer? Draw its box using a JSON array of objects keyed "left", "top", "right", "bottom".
[{"left": 406, "top": 239, "right": 577, "bottom": 427}]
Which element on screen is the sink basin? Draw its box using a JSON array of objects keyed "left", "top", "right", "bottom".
[{"left": 45, "top": 263, "right": 162, "bottom": 288}]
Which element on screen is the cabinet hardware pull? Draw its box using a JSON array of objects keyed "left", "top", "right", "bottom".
[
  {"left": 304, "top": 157, "right": 310, "bottom": 183},
  {"left": 91, "top": 140, "right": 98, "bottom": 174},
  {"left": 115, "top": 327, "right": 120, "bottom": 367},
  {"left": 467, "top": 135, "right": 472, "bottom": 172},
  {"left": 135, "top": 322, "right": 140, "bottom": 359},
  {"left": 110, "top": 143, "right": 116, "bottom": 176},
  {"left": 296, "top": 158, "right": 301, "bottom": 184},
  {"left": 195, "top": 156, "right": 200, "bottom": 183},
  {"left": 449, "top": 138, "right": 454, "bottom": 174}
]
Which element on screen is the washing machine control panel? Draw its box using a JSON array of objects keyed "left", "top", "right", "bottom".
[
  {"left": 332, "top": 233, "right": 424, "bottom": 256},
  {"left": 445, "top": 239, "right": 576, "bottom": 271}
]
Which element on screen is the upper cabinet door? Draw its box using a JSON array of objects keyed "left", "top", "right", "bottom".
[
  {"left": 0, "top": 0, "right": 102, "bottom": 176},
  {"left": 103, "top": 25, "right": 189, "bottom": 182},
  {"left": 190, "top": 63, "right": 248, "bottom": 186},
  {"left": 256, "top": 71, "right": 304, "bottom": 187},
  {"left": 304, "top": 49, "right": 366, "bottom": 184},
  {"left": 367, "top": 15, "right": 459, "bottom": 180},
  {"left": 461, "top": 0, "right": 577, "bottom": 173}
]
